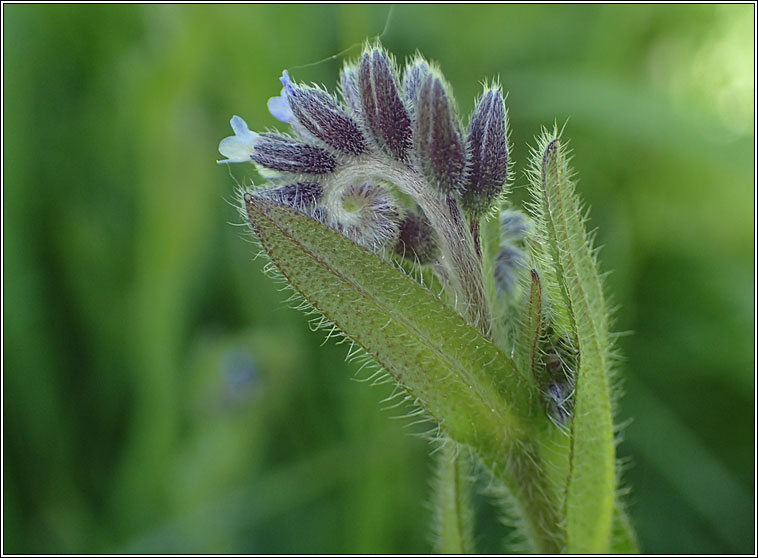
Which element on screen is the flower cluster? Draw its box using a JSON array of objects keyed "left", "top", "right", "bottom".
[{"left": 218, "top": 42, "right": 510, "bottom": 271}]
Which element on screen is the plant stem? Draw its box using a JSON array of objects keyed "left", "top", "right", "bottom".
[
  {"left": 330, "top": 158, "right": 492, "bottom": 336},
  {"left": 434, "top": 441, "right": 475, "bottom": 554}
]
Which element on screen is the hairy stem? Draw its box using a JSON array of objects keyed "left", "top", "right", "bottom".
[
  {"left": 434, "top": 441, "right": 475, "bottom": 554},
  {"left": 329, "top": 157, "right": 492, "bottom": 336},
  {"left": 488, "top": 440, "right": 565, "bottom": 554}
]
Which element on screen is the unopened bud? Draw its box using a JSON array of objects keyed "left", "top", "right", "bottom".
[
  {"left": 359, "top": 47, "right": 413, "bottom": 162},
  {"left": 493, "top": 244, "right": 525, "bottom": 296},
  {"left": 339, "top": 63, "right": 362, "bottom": 115},
  {"left": 250, "top": 182, "right": 323, "bottom": 218},
  {"left": 499, "top": 209, "right": 530, "bottom": 242},
  {"left": 280, "top": 71, "right": 367, "bottom": 156},
  {"left": 539, "top": 336, "right": 577, "bottom": 427},
  {"left": 394, "top": 211, "right": 439, "bottom": 264},
  {"left": 414, "top": 72, "right": 466, "bottom": 196},
  {"left": 461, "top": 86, "right": 509, "bottom": 217},
  {"left": 251, "top": 133, "right": 338, "bottom": 175},
  {"left": 403, "top": 57, "right": 430, "bottom": 115}
]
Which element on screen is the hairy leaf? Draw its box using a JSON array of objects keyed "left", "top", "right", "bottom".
[
  {"left": 513, "top": 268, "right": 543, "bottom": 384},
  {"left": 244, "top": 194, "right": 531, "bottom": 446},
  {"left": 527, "top": 130, "right": 616, "bottom": 553}
]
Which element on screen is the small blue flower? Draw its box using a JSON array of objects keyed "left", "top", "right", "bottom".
[
  {"left": 279, "top": 70, "right": 294, "bottom": 92},
  {"left": 267, "top": 86, "right": 294, "bottom": 123},
  {"left": 217, "top": 115, "right": 258, "bottom": 164}
]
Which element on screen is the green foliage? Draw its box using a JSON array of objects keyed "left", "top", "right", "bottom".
[
  {"left": 242, "top": 194, "right": 530, "bottom": 449},
  {"left": 3, "top": 4, "right": 753, "bottom": 555},
  {"left": 240, "top": 57, "right": 634, "bottom": 550}
]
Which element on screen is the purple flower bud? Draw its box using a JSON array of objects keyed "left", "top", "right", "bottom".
[
  {"left": 323, "top": 181, "right": 401, "bottom": 253},
  {"left": 493, "top": 244, "right": 525, "bottom": 295},
  {"left": 251, "top": 133, "right": 338, "bottom": 175},
  {"left": 403, "top": 57, "right": 430, "bottom": 113},
  {"left": 280, "top": 71, "right": 367, "bottom": 156},
  {"left": 538, "top": 338, "right": 576, "bottom": 426},
  {"left": 251, "top": 182, "right": 323, "bottom": 218},
  {"left": 358, "top": 48, "right": 413, "bottom": 162},
  {"left": 546, "top": 379, "right": 573, "bottom": 426},
  {"left": 500, "top": 209, "right": 530, "bottom": 242},
  {"left": 413, "top": 73, "right": 466, "bottom": 196},
  {"left": 461, "top": 86, "right": 509, "bottom": 216},
  {"left": 339, "top": 64, "right": 361, "bottom": 115},
  {"left": 394, "top": 211, "right": 439, "bottom": 265}
]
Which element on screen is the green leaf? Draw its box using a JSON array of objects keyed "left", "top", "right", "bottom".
[
  {"left": 610, "top": 503, "right": 639, "bottom": 554},
  {"left": 244, "top": 194, "right": 564, "bottom": 553},
  {"left": 527, "top": 130, "right": 619, "bottom": 553},
  {"left": 513, "top": 268, "right": 543, "bottom": 384},
  {"left": 244, "top": 193, "right": 529, "bottom": 446}
]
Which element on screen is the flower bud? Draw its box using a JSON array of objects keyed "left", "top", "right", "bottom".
[
  {"left": 545, "top": 378, "right": 573, "bottom": 426},
  {"left": 493, "top": 244, "right": 525, "bottom": 296},
  {"left": 403, "top": 57, "right": 430, "bottom": 115},
  {"left": 461, "top": 86, "right": 509, "bottom": 217},
  {"left": 323, "top": 181, "right": 401, "bottom": 253},
  {"left": 414, "top": 72, "right": 466, "bottom": 196},
  {"left": 280, "top": 71, "right": 367, "bottom": 156},
  {"left": 359, "top": 47, "right": 413, "bottom": 162},
  {"left": 250, "top": 182, "right": 323, "bottom": 218},
  {"left": 251, "top": 133, "right": 338, "bottom": 175},
  {"left": 339, "top": 63, "right": 362, "bottom": 115},
  {"left": 499, "top": 209, "right": 530, "bottom": 242},
  {"left": 394, "top": 211, "right": 439, "bottom": 265},
  {"left": 540, "top": 339, "right": 576, "bottom": 427}
]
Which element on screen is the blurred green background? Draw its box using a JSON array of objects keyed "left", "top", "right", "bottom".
[{"left": 3, "top": 4, "right": 754, "bottom": 554}]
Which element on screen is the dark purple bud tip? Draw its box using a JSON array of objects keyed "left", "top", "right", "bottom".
[
  {"left": 414, "top": 72, "right": 466, "bottom": 196},
  {"left": 394, "top": 211, "right": 439, "bottom": 264},
  {"left": 280, "top": 71, "right": 367, "bottom": 156},
  {"left": 461, "top": 85, "right": 509, "bottom": 217},
  {"left": 251, "top": 133, "right": 338, "bottom": 175},
  {"left": 358, "top": 47, "right": 413, "bottom": 162}
]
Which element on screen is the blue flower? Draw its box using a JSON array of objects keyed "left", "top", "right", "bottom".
[
  {"left": 217, "top": 115, "right": 258, "bottom": 164},
  {"left": 266, "top": 72, "right": 294, "bottom": 123},
  {"left": 267, "top": 88, "right": 294, "bottom": 123}
]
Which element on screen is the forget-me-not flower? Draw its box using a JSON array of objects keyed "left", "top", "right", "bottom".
[{"left": 217, "top": 115, "right": 258, "bottom": 164}]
